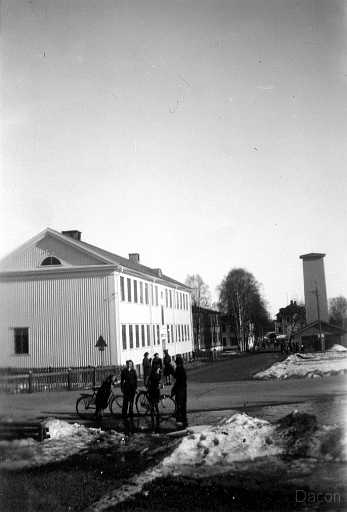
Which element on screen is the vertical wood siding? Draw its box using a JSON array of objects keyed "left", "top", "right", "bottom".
[
  {"left": 0, "top": 272, "right": 116, "bottom": 368},
  {"left": 0, "top": 236, "right": 101, "bottom": 270}
]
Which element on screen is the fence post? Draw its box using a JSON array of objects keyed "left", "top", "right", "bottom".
[
  {"left": 93, "top": 367, "right": 96, "bottom": 388},
  {"left": 67, "top": 368, "right": 72, "bottom": 391},
  {"left": 28, "top": 371, "right": 33, "bottom": 393}
]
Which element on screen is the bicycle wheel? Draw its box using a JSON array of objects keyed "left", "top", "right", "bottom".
[
  {"left": 135, "top": 390, "right": 151, "bottom": 416},
  {"left": 76, "top": 396, "right": 96, "bottom": 419},
  {"left": 109, "top": 394, "right": 123, "bottom": 416},
  {"left": 158, "top": 394, "right": 175, "bottom": 417}
]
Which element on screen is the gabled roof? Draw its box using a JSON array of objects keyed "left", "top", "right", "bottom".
[
  {"left": 0, "top": 228, "right": 190, "bottom": 290},
  {"left": 295, "top": 320, "right": 346, "bottom": 336},
  {"left": 76, "top": 238, "right": 189, "bottom": 289}
]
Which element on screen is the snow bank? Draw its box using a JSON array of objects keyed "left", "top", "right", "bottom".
[
  {"left": 0, "top": 419, "right": 123, "bottom": 470},
  {"left": 329, "top": 344, "right": 347, "bottom": 352},
  {"left": 254, "top": 351, "right": 347, "bottom": 380},
  {"left": 162, "top": 413, "right": 280, "bottom": 468},
  {"left": 45, "top": 418, "right": 90, "bottom": 439},
  {"left": 162, "top": 411, "right": 347, "bottom": 473}
]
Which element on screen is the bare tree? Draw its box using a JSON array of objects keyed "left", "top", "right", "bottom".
[
  {"left": 185, "top": 274, "right": 211, "bottom": 352},
  {"left": 329, "top": 296, "right": 347, "bottom": 327},
  {"left": 185, "top": 274, "right": 211, "bottom": 307},
  {"left": 218, "top": 268, "right": 270, "bottom": 352}
]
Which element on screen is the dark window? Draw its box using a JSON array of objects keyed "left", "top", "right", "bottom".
[
  {"left": 161, "top": 306, "right": 164, "bottom": 325},
  {"left": 120, "top": 277, "right": 125, "bottom": 301},
  {"left": 165, "top": 289, "right": 168, "bottom": 308},
  {"left": 140, "top": 282, "right": 143, "bottom": 303},
  {"left": 169, "top": 290, "right": 172, "bottom": 308},
  {"left": 147, "top": 325, "right": 150, "bottom": 346},
  {"left": 135, "top": 325, "right": 140, "bottom": 348},
  {"left": 41, "top": 256, "right": 61, "bottom": 266},
  {"left": 14, "top": 328, "right": 29, "bottom": 354},
  {"left": 145, "top": 283, "right": 149, "bottom": 304},
  {"left": 153, "top": 325, "right": 156, "bottom": 345},
  {"left": 151, "top": 284, "right": 154, "bottom": 305},
  {"left": 127, "top": 278, "right": 132, "bottom": 302},
  {"left": 129, "top": 325, "right": 133, "bottom": 349},
  {"left": 134, "top": 280, "right": 138, "bottom": 303},
  {"left": 141, "top": 325, "right": 145, "bottom": 347},
  {"left": 157, "top": 325, "right": 160, "bottom": 345},
  {"left": 122, "top": 325, "right": 127, "bottom": 350},
  {"left": 167, "top": 325, "right": 170, "bottom": 343},
  {"left": 171, "top": 325, "right": 174, "bottom": 343},
  {"left": 155, "top": 286, "right": 158, "bottom": 306}
]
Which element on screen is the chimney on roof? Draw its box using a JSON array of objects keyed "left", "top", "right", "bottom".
[
  {"left": 129, "top": 253, "right": 140, "bottom": 264},
  {"left": 62, "top": 230, "right": 82, "bottom": 241}
]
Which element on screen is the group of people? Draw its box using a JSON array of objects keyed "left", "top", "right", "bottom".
[{"left": 95, "top": 349, "right": 187, "bottom": 430}]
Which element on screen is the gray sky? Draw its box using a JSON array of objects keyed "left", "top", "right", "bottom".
[{"left": 1, "top": 0, "right": 347, "bottom": 316}]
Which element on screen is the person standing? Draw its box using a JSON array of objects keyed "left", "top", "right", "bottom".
[
  {"left": 142, "top": 352, "right": 151, "bottom": 386},
  {"left": 147, "top": 359, "right": 162, "bottom": 431},
  {"left": 120, "top": 360, "right": 137, "bottom": 419},
  {"left": 152, "top": 352, "right": 163, "bottom": 370},
  {"left": 95, "top": 374, "right": 116, "bottom": 420},
  {"left": 171, "top": 355, "right": 187, "bottom": 428},
  {"left": 163, "top": 349, "right": 173, "bottom": 385}
]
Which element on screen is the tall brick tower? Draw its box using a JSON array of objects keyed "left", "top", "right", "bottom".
[{"left": 300, "top": 253, "right": 329, "bottom": 324}]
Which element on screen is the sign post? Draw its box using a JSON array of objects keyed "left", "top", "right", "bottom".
[{"left": 95, "top": 335, "right": 107, "bottom": 367}]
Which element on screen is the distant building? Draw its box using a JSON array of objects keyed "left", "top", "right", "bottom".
[
  {"left": 0, "top": 228, "right": 193, "bottom": 368},
  {"left": 275, "top": 300, "right": 306, "bottom": 339},
  {"left": 192, "top": 306, "right": 222, "bottom": 352},
  {"left": 220, "top": 315, "right": 238, "bottom": 349}
]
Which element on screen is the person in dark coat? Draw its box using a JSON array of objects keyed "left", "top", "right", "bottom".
[
  {"left": 142, "top": 352, "right": 151, "bottom": 386},
  {"left": 95, "top": 374, "right": 115, "bottom": 419},
  {"left": 163, "top": 349, "right": 173, "bottom": 385},
  {"left": 121, "top": 360, "right": 137, "bottom": 419},
  {"left": 153, "top": 352, "right": 163, "bottom": 369},
  {"left": 171, "top": 355, "right": 187, "bottom": 427},
  {"left": 147, "top": 359, "right": 162, "bottom": 431}
]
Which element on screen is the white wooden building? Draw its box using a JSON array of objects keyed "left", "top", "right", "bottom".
[{"left": 0, "top": 228, "right": 193, "bottom": 368}]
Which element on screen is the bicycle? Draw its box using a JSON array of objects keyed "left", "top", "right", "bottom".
[
  {"left": 135, "top": 386, "right": 176, "bottom": 419},
  {"left": 76, "top": 386, "right": 123, "bottom": 419}
]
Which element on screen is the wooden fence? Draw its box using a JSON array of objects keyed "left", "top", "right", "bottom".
[
  {"left": 0, "top": 353, "right": 199, "bottom": 394},
  {"left": 0, "top": 366, "right": 123, "bottom": 394}
]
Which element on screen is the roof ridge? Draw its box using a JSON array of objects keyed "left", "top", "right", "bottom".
[{"left": 72, "top": 239, "right": 189, "bottom": 289}]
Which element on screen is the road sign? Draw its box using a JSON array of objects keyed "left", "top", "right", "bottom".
[{"left": 95, "top": 335, "right": 107, "bottom": 351}]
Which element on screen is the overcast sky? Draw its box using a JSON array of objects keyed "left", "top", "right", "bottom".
[{"left": 1, "top": 0, "right": 347, "bottom": 316}]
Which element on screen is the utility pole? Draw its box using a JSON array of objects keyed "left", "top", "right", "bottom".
[{"left": 314, "top": 286, "right": 324, "bottom": 352}]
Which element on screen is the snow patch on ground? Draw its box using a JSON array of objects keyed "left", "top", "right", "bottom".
[
  {"left": 254, "top": 351, "right": 347, "bottom": 380},
  {"left": 0, "top": 419, "right": 123, "bottom": 470},
  {"left": 45, "top": 418, "right": 94, "bottom": 439},
  {"left": 162, "top": 413, "right": 280, "bottom": 468},
  {"left": 329, "top": 344, "right": 347, "bottom": 352}
]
